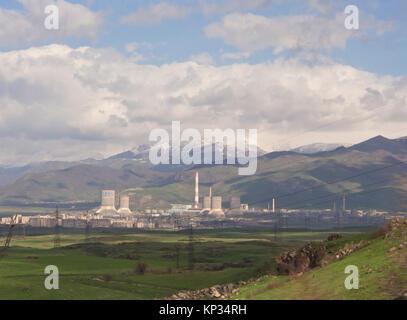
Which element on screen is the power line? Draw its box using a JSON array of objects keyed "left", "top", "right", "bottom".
[
  {"left": 289, "top": 186, "right": 391, "bottom": 210},
  {"left": 282, "top": 178, "right": 391, "bottom": 209},
  {"left": 248, "top": 157, "right": 407, "bottom": 207},
  {"left": 54, "top": 206, "right": 60, "bottom": 249}
]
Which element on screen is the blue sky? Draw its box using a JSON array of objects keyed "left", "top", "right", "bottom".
[{"left": 1, "top": 0, "right": 406, "bottom": 75}]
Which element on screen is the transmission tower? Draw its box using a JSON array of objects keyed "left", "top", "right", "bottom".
[
  {"left": 85, "top": 221, "right": 90, "bottom": 243},
  {"left": 187, "top": 225, "right": 195, "bottom": 270},
  {"left": 273, "top": 219, "right": 278, "bottom": 241},
  {"left": 175, "top": 245, "right": 180, "bottom": 269},
  {"left": 54, "top": 206, "right": 61, "bottom": 248},
  {"left": 0, "top": 215, "right": 24, "bottom": 260}
]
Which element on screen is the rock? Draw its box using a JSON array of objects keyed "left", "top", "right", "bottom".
[
  {"left": 395, "top": 291, "right": 407, "bottom": 300},
  {"left": 225, "top": 283, "right": 234, "bottom": 293},
  {"left": 177, "top": 292, "right": 188, "bottom": 299},
  {"left": 211, "top": 288, "right": 221, "bottom": 298}
]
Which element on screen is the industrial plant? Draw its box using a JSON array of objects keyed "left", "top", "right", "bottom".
[{"left": 0, "top": 171, "right": 402, "bottom": 232}]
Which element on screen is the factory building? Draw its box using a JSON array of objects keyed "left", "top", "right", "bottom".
[
  {"left": 111, "top": 220, "right": 134, "bottom": 228},
  {"left": 96, "top": 190, "right": 118, "bottom": 216},
  {"left": 89, "top": 218, "right": 112, "bottom": 228},
  {"left": 62, "top": 219, "right": 87, "bottom": 228},
  {"left": 169, "top": 204, "right": 192, "bottom": 214},
  {"left": 29, "top": 217, "right": 57, "bottom": 228}
]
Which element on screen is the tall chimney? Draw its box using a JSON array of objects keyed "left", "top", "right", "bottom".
[
  {"left": 194, "top": 171, "right": 199, "bottom": 208},
  {"left": 342, "top": 194, "right": 346, "bottom": 212},
  {"left": 272, "top": 198, "right": 275, "bottom": 213}
]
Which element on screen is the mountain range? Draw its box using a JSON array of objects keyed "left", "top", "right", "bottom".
[{"left": 1, "top": 135, "right": 407, "bottom": 211}]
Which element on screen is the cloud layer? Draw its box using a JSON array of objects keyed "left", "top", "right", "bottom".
[
  {"left": 0, "top": 45, "right": 406, "bottom": 165},
  {"left": 205, "top": 11, "right": 393, "bottom": 55}
]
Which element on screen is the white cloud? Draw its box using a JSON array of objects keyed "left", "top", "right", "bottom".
[
  {"left": 0, "top": 0, "right": 103, "bottom": 48},
  {"left": 204, "top": 10, "right": 393, "bottom": 55},
  {"left": 189, "top": 52, "right": 214, "bottom": 65},
  {"left": 120, "top": 0, "right": 273, "bottom": 26},
  {"left": 199, "top": 0, "right": 272, "bottom": 15},
  {"left": 221, "top": 51, "right": 251, "bottom": 60},
  {"left": 121, "top": 2, "right": 190, "bottom": 26},
  {"left": 0, "top": 45, "right": 406, "bottom": 165}
]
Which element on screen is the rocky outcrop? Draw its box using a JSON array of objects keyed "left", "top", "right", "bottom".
[
  {"left": 334, "top": 240, "right": 370, "bottom": 260},
  {"left": 384, "top": 217, "right": 407, "bottom": 239},
  {"left": 167, "top": 283, "right": 240, "bottom": 300},
  {"left": 276, "top": 242, "right": 326, "bottom": 276},
  {"left": 276, "top": 234, "right": 373, "bottom": 276}
]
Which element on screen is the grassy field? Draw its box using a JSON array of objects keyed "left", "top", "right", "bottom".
[{"left": 0, "top": 227, "right": 371, "bottom": 300}]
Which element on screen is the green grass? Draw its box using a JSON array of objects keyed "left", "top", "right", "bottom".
[
  {"left": 0, "top": 228, "right": 369, "bottom": 299},
  {"left": 232, "top": 228, "right": 407, "bottom": 300}
]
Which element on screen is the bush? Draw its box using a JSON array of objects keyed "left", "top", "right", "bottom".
[
  {"left": 134, "top": 262, "right": 148, "bottom": 275},
  {"left": 102, "top": 274, "right": 112, "bottom": 282},
  {"left": 371, "top": 223, "right": 391, "bottom": 239}
]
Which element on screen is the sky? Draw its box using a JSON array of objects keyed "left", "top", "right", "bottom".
[{"left": 0, "top": 0, "right": 406, "bottom": 166}]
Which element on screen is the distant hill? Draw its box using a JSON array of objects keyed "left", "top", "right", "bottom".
[
  {"left": 1, "top": 135, "right": 407, "bottom": 211},
  {"left": 291, "top": 143, "right": 346, "bottom": 154},
  {"left": 350, "top": 135, "right": 407, "bottom": 156},
  {"left": 0, "top": 164, "right": 169, "bottom": 205},
  {"left": 123, "top": 135, "right": 407, "bottom": 211}
]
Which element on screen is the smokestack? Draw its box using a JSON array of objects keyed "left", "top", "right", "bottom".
[
  {"left": 272, "top": 198, "right": 275, "bottom": 213},
  {"left": 342, "top": 194, "right": 346, "bottom": 212},
  {"left": 194, "top": 171, "right": 199, "bottom": 208}
]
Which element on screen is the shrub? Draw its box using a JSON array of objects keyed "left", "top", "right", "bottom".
[
  {"left": 134, "top": 262, "right": 148, "bottom": 275},
  {"left": 371, "top": 223, "right": 391, "bottom": 239},
  {"left": 102, "top": 274, "right": 112, "bottom": 282}
]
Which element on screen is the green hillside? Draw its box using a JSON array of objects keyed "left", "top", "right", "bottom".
[{"left": 232, "top": 219, "right": 407, "bottom": 300}]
